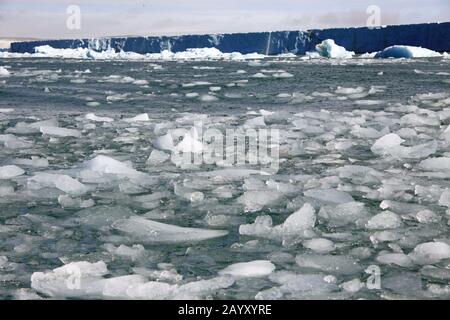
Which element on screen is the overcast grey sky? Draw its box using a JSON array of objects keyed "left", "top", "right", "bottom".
[{"left": 1, "top": 0, "right": 449, "bottom": 39}]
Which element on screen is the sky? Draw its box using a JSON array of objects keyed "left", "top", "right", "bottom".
[{"left": 0, "top": 0, "right": 449, "bottom": 39}]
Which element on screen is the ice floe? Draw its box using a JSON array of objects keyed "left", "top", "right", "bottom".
[
  {"left": 112, "top": 216, "right": 228, "bottom": 243},
  {"left": 219, "top": 260, "right": 275, "bottom": 278}
]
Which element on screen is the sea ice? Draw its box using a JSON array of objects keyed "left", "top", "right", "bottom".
[
  {"left": 85, "top": 113, "right": 114, "bottom": 122},
  {"left": 370, "top": 133, "right": 404, "bottom": 156},
  {"left": 83, "top": 155, "right": 143, "bottom": 177},
  {"left": 218, "top": 260, "right": 275, "bottom": 278},
  {"left": 0, "top": 165, "right": 25, "bottom": 179},
  {"left": 318, "top": 202, "right": 370, "bottom": 227},
  {"left": 123, "top": 113, "right": 150, "bottom": 122},
  {"left": 40, "top": 126, "right": 81, "bottom": 138},
  {"left": 419, "top": 157, "right": 450, "bottom": 172},
  {"left": 409, "top": 241, "right": 450, "bottom": 265},
  {"left": 112, "top": 216, "right": 228, "bottom": 243},
  {"left": 376, "top": 253, "right": 413, "bottom": 268},
  {"left": 303, "top": 188, "right": 354, "bottom": 204},
  {"left": 302, "top": 238, "right": 335, "bottom": 254},
  {"left": 28, "top": 173, "right": 87, "bottom": 195},
  {"left": 295, "top": 254, "right": 362, "bottom": 275},
  {"left": 365, "top": 211, "right": 402, "bottom": 230}
]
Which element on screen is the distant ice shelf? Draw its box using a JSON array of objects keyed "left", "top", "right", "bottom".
[{"left": 8, "top": 22, "right": 450, "bottom": 56}]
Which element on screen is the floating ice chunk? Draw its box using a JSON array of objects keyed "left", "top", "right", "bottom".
[
  {"left": 28, "top": 173, "right": 87, "bottom": 195},
  {"left": 273, "top": 72, "right": 293, "bottom": 78},
  {"left": 7, "top": 119, "right": 58, "bottom": 134},
  {"left": 375, "top": 45, "right": 441, "bottom": 59},
  {"left": 340, "top": 279, "right": 364, "bottom": 293},
  {"left": 265, "top": 272, "right": 338, "bottom": 298},
  {"left": 112, "top": 216, "right": 228, "bottom": 244},
  {"left": 409, "top": 242, "right": 450, "bottom": 265},
  {"left": 237, "top": 190, "right": 283, "bottom": 212},
  {"left": 416, "top": 210, "right": 441, "bottom": 223},
  {"left": 174, "top": 127, "right": 205, "bottom": 153},
  {"left": 0, "top": 134, "right": 33, "bottom": 149},
  {"left": 78, "top": 205, "right": 134, "bottom": 229},
  {"left": 315, "top": 39, "right": 355, "bottom": 59},
  {"left": 209, "top": 86, "right": 221, "bottom": 92},
  {"left": 240, "top": 203, "right": 316, "bottom": 241},
  {"left": 218, "top": 260, "right": 275, "bottom": 278},
  {"left": 0, "top": 108, "right": 14, "bottom": 113},
  {"left": 84, "top": 101, "right": 99, "bottom": 107},
  {"left": 0, "top": 66, "right": 9, "bottom": 77},
  {"left": 123, "top": 113, "right": 149, "bottom": 122},
  {"left": 239, "top": 216, "right": 273, "bottom": 237},
  {"left": 31, "top": 261, "right": 108, "bottom": 298},
  {"left": 379, "top": 200, "right": 427, "bottom": 215},
  {"left": 365, "top": 211, "right": 402, "bottom": 230},
  {"left": 0, "top": 165, "right": 24, "bottom": 179},
  {"left": 376, "top": 253, "right": 413, "bottom": 268},
  {"left": 199, "top": 94, "right": 218, "bottom": 102},
  {"left": 281, "top": 203, "right": 316, "bottom": 232},
  {"left": 133, "top": 79, "right": 149, "bottom": 85},
  {"left": 335, "top": 165, "right": 383, "bottom": 184},
  {"left": 419, "top": 157, "right": 450, "bottom": 172},
  {"left": 335, "top": 86, "right": 365, "bottom": 95},
  {"left": 252, "top": 72, "right": 269, "bottom": 78},
  {"left": 104, "top": 244, "right": 146, "bottom": 261},
  {"left": 185, "top": 92, "right": 199, "bottom": 98},
  {"left": 303, "top": 238, "right": 335, "bottom": 254},
  {"left": 147, "top": 149, "right": 170, "bottom": 164},
  {"left": 421, "top": 266, "right": 450, "bottom": 280},
  {"left": 13, "top": 156, "right": 49, "bottom": 168},
  {"left": 371, "top": 133, "right": 404, "bottom": 156},
  {"left": 351, "top": 125, "right": 388, "bottom": 139},
  {"left": 40, "top": 126, "right": 81, "bottom": 138},
  {"left": 153, "top": 133, "right": 174, "bottom": 151},
  {"left": 174, "top": 184, "right": 204, "bottom": 202},
  {"left": 304, "top": 188, "right": 354, "bottom": 204},
  {"left": 127, "top": 275, "right": 234, "bottom": 300},
  {"left": 319, "top": 202, "right": 369, "bottom": 227},
  {"left": 58, "top": 195, "right": 94, "bottom": 209},
  {"left": 84, "top": 155, "right": 142, "bottom": 177},
  {"left": 439, "top": 189, "right": 450, "bottom": 207},
  {"left": 295, "top": 254, "right": 362, "bottom": 275},
  {"left": 244, "top": 116, "right": 266, "bottom": 127},
  {"left": 101, "top": 275, "right": 148, "bottom": 298},
  {"left": 85, "top": 113, "right": 114, "bottom": 122},
  {"left": 355, "top": 100, "right": 383, "bottom": 106},
  {"left": 400, "top": 113, "right": 440, "bottom": 127}
]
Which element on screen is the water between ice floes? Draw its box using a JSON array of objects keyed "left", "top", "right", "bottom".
[{"left": 0, "top": 55, "right": 450, "bottom": 300}]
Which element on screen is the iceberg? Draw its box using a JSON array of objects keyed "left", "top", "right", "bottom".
[
  {"left": 375, "top": 45, "right": 442, "bottom": 58},
  {"left": 315, "top": 39, "right": 355, "bottom": 59}
]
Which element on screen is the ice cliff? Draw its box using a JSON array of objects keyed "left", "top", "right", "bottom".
[{"left": 10, "top": 22, "right": 450, "bottom": 55}]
